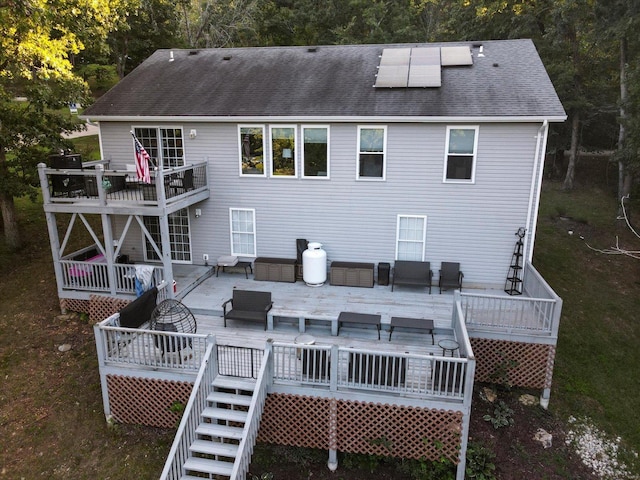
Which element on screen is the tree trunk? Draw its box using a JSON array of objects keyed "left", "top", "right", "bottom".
[
  {"left": 617, "top": 37, "right": 632, "bottom": 218},
  {"left": 563, "top": 113, "right": 580, "bottom": 190},
  {"left": 0, "top": 192, "right": 20, "bottom": 250}
]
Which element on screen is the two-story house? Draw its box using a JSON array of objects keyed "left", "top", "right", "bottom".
[{"left": 39, "top": 39, "right": 565, "bottom": 480}]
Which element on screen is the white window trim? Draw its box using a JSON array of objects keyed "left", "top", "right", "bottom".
[
  {"left": 443, "top": 125, "right": 479, "bottom": 184},
  {"left": 238, "top": 125, "right": 267, "bottom": 177},
  {"left": 395, "top": 214, "right": 427, "bottom": 261},
  {"left": 269, "top": 125, "right": 298, "bottom": 178},
  {"left": 132, "top": 125, "right": 186, "bottom": 169},
  {"left": 301, "top": 125, "right": 331, "bottom": 180},
  {"left": 229, "top": 207, "right": 257, "bottom": 257},
  {"left": 142, "top": 208, "right": 192, "bottom": 264},
  {"left": 356, "top": 125, "right": 387, "bottom": 181}
]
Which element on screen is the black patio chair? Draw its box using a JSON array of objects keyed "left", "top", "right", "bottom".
[{"left": 438, "top": 262, "right": 464, "bottom": 293}]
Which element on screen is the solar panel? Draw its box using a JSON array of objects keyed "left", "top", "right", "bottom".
[
  {"left": 379, "top": 48, "right": 411, "bottom": 66},
  {"left": 408, "top": 64, "right": 441, "bottom": 88},
  {"left": 441, "top": 46, "right": 473, "bottom": 66},
  {"left": 375, "top": 65, "right": 410, "bottom": 88},
  {"left": 410, "top": 47, "right": 440, "bottom": 66}
]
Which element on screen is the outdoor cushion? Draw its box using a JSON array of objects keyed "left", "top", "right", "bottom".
[{"left": 118, "top": 287, "right": 158, "bottom": 328}]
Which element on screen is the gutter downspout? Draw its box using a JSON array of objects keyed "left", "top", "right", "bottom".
[{"left": 524, "top": 120, "right": 549, "bottom": 266}]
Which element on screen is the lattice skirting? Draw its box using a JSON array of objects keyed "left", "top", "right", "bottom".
[
  {"left": 106, "top": 375, "right": 193, "bottom": 428},
  {"left": 470, "top": 338, "right": 556, "bottom": 389},
  {"left": 257, "top": 394, "right": 462, "bottom": 463},
  {"left": 60, "top": 295, "right": 130, "bottom": 323}
]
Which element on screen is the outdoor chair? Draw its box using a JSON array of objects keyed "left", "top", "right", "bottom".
[
  {"left": 438, "top": 262, "right": 463, "bottom": 293},
  {"left": 168, "top": 169, "right": 194, "bottom": 195}
]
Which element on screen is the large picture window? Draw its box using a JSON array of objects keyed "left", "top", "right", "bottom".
[
  {"left": 302, "top": 126, "right": 329, "bottom": 178},
  {"left": 396, "top": 215, "right": 427, "bottom": 261},
  {"left": 230, "top": 208, "right": 256, "bottom": 256},
  {"left": 239, "top": 126, "right": 266, "bottom": 176},
  {"left": 357, "top": 126, "right": 386, "bottom": 179},
  {"left": 444, "top": 126, "right": 478, "bottom": 183},
  {"left": 270, "top": 126, "right": 296, "bottom": 177}
]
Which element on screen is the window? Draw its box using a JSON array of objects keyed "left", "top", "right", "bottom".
[
  {"left": 444, "top": 126, "right": 478, "bottom": 182},
  {"left": 133, "top": 127, "right": 184, "bottom": 169},
  {"left": 396, "top": 215, "right": 427, "bottom": 261},
  {"left": 230, "top": 208, "right": 256, "bottom": 256},
  {"left": 239, "top": 126, "right": 266, "bottom": 176},
  {"left": 302, "top": 126, "right": 329, "bottom": 178},
  {"left": 357, "top": 126, "right": 386, "bottom": 179},
  {"left": 270, "top": 126, "right": 296, "bottom": 177},
  {"left": 143, "top": 209, "right": 192, "bottom": 263}
]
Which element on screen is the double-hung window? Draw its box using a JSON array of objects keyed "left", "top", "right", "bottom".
[
  {"left": 302, "top": 126, "right": 330, "bottom": 178},
  {"left": 357, "top": 126, "right": 386, "bottom": 180},
  {"left": 133, "top": 127, "right": 184, "bottom": 168},
  {"left": 396, "top": 215, "right": 427, "bottom": 261},
  {"left": 270, "top": 126, "right": 296, "bottom": 177},
  {"left": 444, "top": 126, "right": 478, "bottom": 183},
  {"left": 239, "top": 126, "right": 266, "bottom": 176},
  {"left": 230, "top": 208, "right": 256, "bottom": 257}
]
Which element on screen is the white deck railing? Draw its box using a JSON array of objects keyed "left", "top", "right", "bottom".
[
  {"left": 272, "top": 343, "right": 471, "bottom": 403},
  {"left": 460, "top": 262, "right": 561, "bottom": 335},
  {"left": 60, "top": 258, "right": 164, "bottom": 294},
  {"left": 159, "top": 340, "right": 217, "bottom": 480},
  {"left": 95, "top": 313, "right": 209, "bottom": 371}
]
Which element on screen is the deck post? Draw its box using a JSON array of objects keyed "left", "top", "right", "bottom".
[
  {"left": 93, "top": 323, "right": 112, "bottom": 422},
  {"left": 327, "top": 449, "right": 338, "bottom": 471},
  {"left": 329, "top": 345, "right": 339, "bottom": 392}
]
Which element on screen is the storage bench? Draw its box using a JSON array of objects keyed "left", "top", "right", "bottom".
[
  {"left": 330, "top": 261, "right": 375, "bottom": 288},
  {"left": 254, "top": 257, "right": 297, "bottom": 283}
]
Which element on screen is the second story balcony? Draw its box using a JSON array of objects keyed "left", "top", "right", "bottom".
[{"left": 38, "top": 160, "right": 209, "bottom": 214}]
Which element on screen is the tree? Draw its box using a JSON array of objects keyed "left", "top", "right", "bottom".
[{"left": 0, "top": 0, "right": 126, "bottom": 249}]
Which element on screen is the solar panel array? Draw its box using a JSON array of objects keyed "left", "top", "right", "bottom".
[{"left": 375, "top": 46, "right": 473, "bottom": 88}]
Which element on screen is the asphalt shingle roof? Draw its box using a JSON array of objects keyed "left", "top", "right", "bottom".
[{"left": 84, "top": 39, "right": 566, "bottom": 120}]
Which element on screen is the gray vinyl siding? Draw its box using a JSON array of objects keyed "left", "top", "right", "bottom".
[{"left": 99, "top": 121, "right": 541, "bottom": 290}]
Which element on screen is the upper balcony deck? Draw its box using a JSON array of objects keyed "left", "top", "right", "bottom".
[{"left": 37, "top": 160, "right": 209, "bottom": 215}]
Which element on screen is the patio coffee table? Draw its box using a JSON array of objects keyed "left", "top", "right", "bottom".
[
  {"left": 338, "top": 311, "right": 381, "bottom": 340},
  {"left": 389, "top": 317, "right": 434, "bottom": 344}
]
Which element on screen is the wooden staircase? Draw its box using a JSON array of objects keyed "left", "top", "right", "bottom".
[{"left": 181, "top": 376, "right": 256, "bottom": 479}]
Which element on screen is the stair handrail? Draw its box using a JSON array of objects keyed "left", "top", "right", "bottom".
[
  {"left": 229, "top": 343, "right": 273, "bottom": 479},
  {"left": 159, "top": 335, "right": 217, "bottom": 480}
]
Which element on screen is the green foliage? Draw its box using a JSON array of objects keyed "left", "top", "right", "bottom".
[
  {"left": 465, "top": 441, "right": 497, "bottom": 480},
  {"left": 397, "top": 456, "right": 456, "bottom": 480},
  {"left": 248, "top": 472, "right": 274, "bottom": 480},
  {"left": 488, "top": 352, "right": 519, "bottom": 390},
  {"left": 483, "top": 400, "right": 515, "bottom": 429}
]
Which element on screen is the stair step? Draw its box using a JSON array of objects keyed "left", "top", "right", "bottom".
[
  {"left": 202, "top": 407, "right": 248, "bottom": 423},
  {"left": 183, "top": 457, "right": 233, "bottom": 476},
  {"left": 213, "top": 375, "right": 256, "bottom": 392},
  {"left": 190, "top": 439, "right": 239, "bottom": 458},
  {"left": 196, "top": 422, "right": 244, "bottom": 440},
  {"left": 208, "top": 390, "right": 252, "bottom": 407}
]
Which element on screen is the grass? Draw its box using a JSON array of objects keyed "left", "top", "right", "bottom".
[
  {"left": 0, "top": 138, "right": 639, "bottom": 477},
  {"left": 535, "top": 183, "right": 640, "bottom": 462}
]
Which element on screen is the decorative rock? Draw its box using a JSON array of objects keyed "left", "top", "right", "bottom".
[
  {"left": 482, "top": 387, "right": 497, "bottom": 403},
  {"left": 58, "top": 343, "right": 72, "bottom": 352},
  {"left": 534, "top": 428, "right": 553, "bottom": 449},
  {"left": 519, "top": 394, "right": 538, "bottom": 406}
]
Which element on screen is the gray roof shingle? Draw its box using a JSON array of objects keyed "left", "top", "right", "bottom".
[{"left": 83, "top": 39, "right": 566, "bottom": 120}]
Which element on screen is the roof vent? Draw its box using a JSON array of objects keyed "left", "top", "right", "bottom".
[
  {"left": 189, "top": 50, "right": 198, "bottom": 55},
  {"left": 223, "top": 55, "right": 232, "bottom": 61},
  {"left": 169, "top": 51, "right": 174, "bottom": 62},
  {"left": 307, "top": 47, "right": 318, "bottom": 53}
]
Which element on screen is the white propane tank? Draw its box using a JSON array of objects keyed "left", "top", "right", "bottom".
[{"left": 302, "top": 242, "right": 327, "bottom": 286}]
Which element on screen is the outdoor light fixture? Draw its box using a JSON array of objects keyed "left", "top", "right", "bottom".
[{"left": 190, "top": 129, "right": 197, "bottom": 139}]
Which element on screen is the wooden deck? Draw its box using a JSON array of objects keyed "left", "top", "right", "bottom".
[{"left": 179, "top": 268, "right": 464, "bottom": 357}]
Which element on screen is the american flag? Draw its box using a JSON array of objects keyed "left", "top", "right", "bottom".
[{"left": 131, "top": 132, "right": 151, "bottom": 184}]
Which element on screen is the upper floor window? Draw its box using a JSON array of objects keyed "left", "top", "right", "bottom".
[
  {"left": 444, "top": 126, "right": 478, "bottom": 183},
  {"left": 239, "top": 126, "right": 266, "bottom": 176},
  {"left": 270, "top": 126, "right": 297, "bottom": 177},
  {"left": 302, "top": 126, "right": 329, "bottom": 178},
  {"left": 133, "top": 127, "right": 184, "bottom": 169},
  {"left": 357, "top": 126, "right": 386, "bottom": 180}
]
